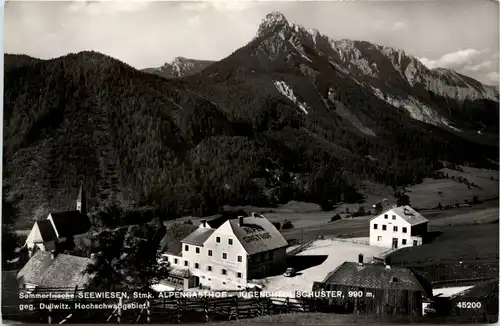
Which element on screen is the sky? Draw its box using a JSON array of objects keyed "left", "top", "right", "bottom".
[{"left": 4, "top": 0, "right": 500, "bottom": 85}]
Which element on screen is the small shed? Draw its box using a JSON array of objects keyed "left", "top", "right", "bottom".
[{"left": 312, "top": 262, "right": 433, "bottom": 316}]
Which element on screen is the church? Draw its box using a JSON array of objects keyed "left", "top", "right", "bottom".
[{"left": 24, "top": 181, "right": 91, "bottom": 257}]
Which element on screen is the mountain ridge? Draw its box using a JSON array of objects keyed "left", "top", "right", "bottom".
[
  {"left": 3, "top": 12, "right": 498, "bottom": 225},
  {"left": 142, "top": 56, "right": 214, "bottom": 78}
]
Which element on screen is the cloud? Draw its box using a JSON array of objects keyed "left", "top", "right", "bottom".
[
  {"left": 372, "top": 20, "right": 407, "bottom": 31},
  {"left": 418, "top": 48, "right": 488, "bottom": 69},
  {"left": 464, "top": 60, "right": 492, "bottom": 72},
  {"left": 486, "top": 71, "right": 499, "bottom": 85},
  {"left": 392, "top": 21, "right": 407, "bottom": 31},
  {"left": 179, "top": 0, "right": 259, "bottom": 13},
  {"left": 67, "top": 0, "right": 152, "bottom": 15}
]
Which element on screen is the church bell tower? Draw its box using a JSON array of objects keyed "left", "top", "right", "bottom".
[{"left": 76, "top": 180, "right": 87, "bottom": 216}]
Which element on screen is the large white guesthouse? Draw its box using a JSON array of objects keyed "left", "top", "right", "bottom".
[
  {"left": 369, "top": 205, "right": 429, "bottom": 249},
  {"left": 162, "top": 214, "right": 288, "bottom": 290}
]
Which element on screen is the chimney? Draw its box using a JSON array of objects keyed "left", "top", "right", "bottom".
[
  {"left": 201, "top": 220, "right": 207, "bottom": 227},
  {"left": 238, "top": 216, "right": 244, "bottom": 226},
  {"left": 358, "top": 254, "right": 364, "bottom": 266},
  {"left": 251, "top": 212, "right": 256, "bottom": 218},
  {"left": 51, "top": 250, "right": 56, "bottom": 260}
]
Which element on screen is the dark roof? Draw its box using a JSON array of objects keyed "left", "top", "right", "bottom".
[
  {"left": 323, "top": 262, "right": 430, "bottom": 294},
  {"left": 228, "top": 216, "right": 288, "bottom": 255},
  {"left": 182, "top": 228, "right": 215, "bottom": 246},
  {"left": 37, "top": 220, "right": 58, "bottom": 242},
  {"left": 451, "top": 278, "right": 499, "bottom": 300},
  {"left": 371, "top": 206, "right": 428, "bottom": 226},
  {"left": 17, "top": 251, "right": 53, "bottom": 285},
  {"left": 38, "top": 254, "right": 95, "bottom": 288},
  {"left": 48, "top": 211, "right": 91, "bottom": 238}
]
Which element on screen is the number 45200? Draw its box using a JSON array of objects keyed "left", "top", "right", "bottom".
[{"left": 457, "top": 302, "right": 482, "bottom": 309}]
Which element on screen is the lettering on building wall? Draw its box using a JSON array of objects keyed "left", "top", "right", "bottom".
[{"left": 242, "top": 232, "right": 272, "bottom": 244}]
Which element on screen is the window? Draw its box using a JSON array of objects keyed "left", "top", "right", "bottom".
[
  {"left": 228, "top": 239, "right": 233, "bottom": 245},
  {"left": 165, "top": 256, "right": 169, "bottom": 261},
  {"left": 237, "top": 255, "right": 242, "bottom": 262},
  {"left": 237, "top": 272, "right": 242, "bottom": 278},
  {"left": 402, "top": 239, "right": 407, "bottom": 245},
  {"left": 174, "top": 258, "right": 178, "bottom": 264},
  {"left": 393, "top": 226, "right": 398, "bottom": 232},
  {"left": 377, "top": 236, "right": 382, "bottom": 241},
  {"left": 413, "top": 240, "right": 418, "bottom": 246},
  {"left": 384, "top": 214, "right": 388, "bottom": 219},
  {"left": 194, "top": 263, "right": 199, "bottom": 269},
  {"left": 382, "top": 225, "right": 387, "bottom": 231},
  {"left": 207, "top": 266, "right": 212, "bottom": 272},
  {"left": 269, "top": 251, "right": 273, "bottom": 260},
  {"left": 208, "top": 250, "right": 212, "bottom": 256},
  {"left": 195, "top": 247, "right": 200, "bottom": 254},
  {"left": 184, "top": 245, "right": 189, "bottom": 251},
  {"left": 222, "top": 253, "right": 227, "bottom": 259},
  {"left": 373, "top": 224, "right": 378, "bottom": 230},
  {"left": 221, "top": 269, "right": 227, "bottom": 275},
  {"left": 184, "top": 261, "right": 188, "bottom": 267},
  {"left": 216, "top": 237, "right": 221, "bottom": 243},
  {"left": 392, "top": 215, "right": 396, "bottom": 220},
  {"left": 402, "top": 227, "right": 407, "bottom": 233}
]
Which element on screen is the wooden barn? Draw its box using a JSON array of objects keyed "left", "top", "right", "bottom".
[{"left": 312, "top": 260, "right": 433, "bottom": 316}]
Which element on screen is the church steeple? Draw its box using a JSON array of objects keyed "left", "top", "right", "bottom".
[{"left": 76, "top": 180, "right": 86, "bottom": 216}]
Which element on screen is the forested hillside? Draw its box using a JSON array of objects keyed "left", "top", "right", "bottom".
[{"left": 3, "top": 14, "right": 499, "bottom": 225}]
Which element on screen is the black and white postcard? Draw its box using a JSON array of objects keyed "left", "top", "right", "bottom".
[{"left": 2, "top": 0, "right": 499, "bottom": 324}]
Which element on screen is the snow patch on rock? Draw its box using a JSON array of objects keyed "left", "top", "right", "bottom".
[{"left": 274, "top": 80, "right": 309, "bottom": 114}]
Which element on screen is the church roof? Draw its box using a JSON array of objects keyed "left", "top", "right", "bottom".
[
  {"left": 48, "top": 211, "right": 91, "bottom": 238},
  {"left": 37, "top": 220, "right": 58, "bottom": 242}
]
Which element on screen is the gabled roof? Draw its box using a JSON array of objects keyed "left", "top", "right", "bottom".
[
  {"left": 48, "top": 211, "right": 91, "bottom": 238},
  {"left": 38, "top": 254, "right": 95, "bottom": 288},
  {"left": 323, "top": 262, "right": 431, "bottom": 295},
  {"left": 371, "top": 205, "right": 428, "bottom": 226},
  {"left": 17, "top": 251, "right": 95, "bottom": 289},
  {"left": 182, "top": 228, "right": 215, "bottom": 246},
  {"left": 17, "top": 251, "right": 53, "bottom": 285},
  {"left": 37, "top": 220, "right": 58, "bottom": 242},
  {"left": 228, "top": 216, "right": 288, "bottom": 255}
]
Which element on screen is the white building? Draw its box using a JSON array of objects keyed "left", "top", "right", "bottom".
[
  {"left": 369, "top": 205, "right": 429, "bottom": 249},
  {"left": 162, "top": 214, "right": 288, "bottom": 290}
]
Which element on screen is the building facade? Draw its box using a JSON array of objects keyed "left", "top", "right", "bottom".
[
  {"left": 369, "top": 205, "right": 429, "bottom": 249},
  {"left": 162, "top": 214, "right": 288, "bottom": 290}
]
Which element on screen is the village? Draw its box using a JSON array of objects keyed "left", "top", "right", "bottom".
[{"left": 3, "top": 170, "right": 498, "bottom": 324}]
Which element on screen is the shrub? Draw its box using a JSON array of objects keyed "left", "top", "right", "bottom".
[
  {"left": 272, "top": 221, "right": 281, "bottom": 230},
  {"left": 330, "top": 214, "right": 341, "bottom": 222},
  {"left": 282, "top": 220, "right": 294, "bottom": 230}
]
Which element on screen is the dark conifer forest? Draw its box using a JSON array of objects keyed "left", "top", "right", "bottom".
[{"left": 3, "top": 27, "right": 499, "bottom": 225}]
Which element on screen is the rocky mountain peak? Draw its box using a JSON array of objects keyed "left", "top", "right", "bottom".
[{"left": 256, "top": 12, "right": 290, "bottom": 37}]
